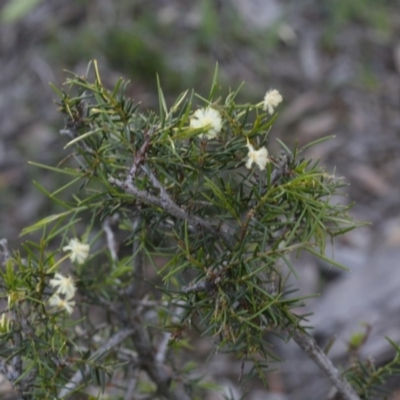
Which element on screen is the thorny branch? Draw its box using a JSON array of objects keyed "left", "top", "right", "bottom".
[
  {"left": 108, "top": 151, "right": 361, "bottom": 400},
  {"left": 108, "top": 175, "right": 234, "bottom": 245},
  {"left": 126, "top": 130, "right": 153, "bottom": 181},
  {"left": 54, "top": 103, "right": 360, "bottom": 398},
  {"left": 110, "top": 153, "right": 293, "bottom": 249}
]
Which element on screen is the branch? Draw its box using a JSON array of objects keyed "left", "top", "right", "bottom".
[
  {"left": 108, "top": 176, "right": 234, "bottom": 245},
  {"left": 129, "top": 215, "right": 145, "bottom": 298},
  {"left": 126, "top": 131, "right": 153, "bottom": 181},
  {"left": 128, "top": 315, "right": 190, "bottom": 400},
  {"left": 182, "top": 279, "right": 214, "bottom": 294},
  {"left": 140, "top": 164, "right": 174, "bottom": 206},
  {"left": 102, "top": 215, "right": 119, "bottom": 262},
  {"left": 123, "top": 364, "right": 139, "bottom": 400},
  {"left": 270, "top": 153, "right": 292, "bottom": 186},
  {"left": 291, "top": 329, "right": 360, "bottom": 400},
  {"left": 155, "top": 301, "right": 186, "bottom": 365}
]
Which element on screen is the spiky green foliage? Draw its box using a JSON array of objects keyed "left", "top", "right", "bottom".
[
  {"left": 1, "top": 61, "right": 399, "bottom": 399},
  {"left": 46, "top": 63, "right": 354, "bottom": 359}
]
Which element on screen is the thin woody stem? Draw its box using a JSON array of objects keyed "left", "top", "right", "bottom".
[
  {"left": 292, "top": 329, "right": 360, "bottom": 400},
  {"left": 109, "top": 176, "right": 234, "bottom": 245}
]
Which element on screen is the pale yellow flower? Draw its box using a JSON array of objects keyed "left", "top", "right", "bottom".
[
  {"left": 49, "top": 273, "right": 76, "bottom": 300},
  {"left": 63, "top": 238, "right": 89, "bottom": 264},
  {"left": 48, "top": 294, "right": 75, "bottom": 314},
  {"left": 245, "top": 140, "right": 269, "bottom": 171},
  {"left": 263, "top": 89, "right": 282, "bottom": 115},
  {"left": 190, "top": 107, "right": 222, "bottom": 139}
]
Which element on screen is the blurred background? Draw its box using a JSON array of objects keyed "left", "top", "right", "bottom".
[{"left": 1, "top": 0, "right": 400, "bottom": 398}]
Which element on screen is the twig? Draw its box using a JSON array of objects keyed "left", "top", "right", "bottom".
[
  {"left": 123, "top": 216, "right": 145, "bottom": 299},
  {"left": 60, "top": 104, "right": 95, "bottom": 155},
  {"left": 126, "top": 131, "right": 153, "bottom": 182},
  {"left": 58, "top": 328, "right": 135, "bottom": 398},
  {"left": 155, "top": 301, "right": 186, "bottom": 365},
  {"left": 182, "top": 279, "right": 213, "bottom": 294},
  {"left": 102, "top": 214, "right": 119, "bottom": 262},
  {"left": 108, "top": 176, "right": 234, "bottom": 245},
  {"left": 291, "top": 329, "right": 360, "bottom": 400},
  {"left": 140, "top": 164, "right": 174, "bottom": 206},
  {"left": 132, "top": 216, "right": 144, "bottom": 286},
  {"left": 270, "top": 153, "right": 292, "bottom": 186},
  {"left": 155, "top": 332, "right": 170, "bottom": 365},
  {"left": 128, "top": 316, "right": 190, "bottom": 400},
  {"left": 123, "top": 364, "right": 139, "bottom": 400}
]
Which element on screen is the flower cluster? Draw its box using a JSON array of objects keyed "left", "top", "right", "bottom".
[
  {"left": 47, "top": 238, "right": 89, "bottom": 314},
  {"left": 48, "top": 273, "right": 77, "bottom": 314},
  {"left": 189, "top": 90, "right": 282, "bottom": 171}
]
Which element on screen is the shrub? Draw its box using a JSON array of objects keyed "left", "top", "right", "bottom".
[{"left": 0, "top": 61, "right": 398, "bottom": 400}]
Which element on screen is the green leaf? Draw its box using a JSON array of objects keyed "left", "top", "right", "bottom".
[
  {"left": 28, "top": 161, "right": 79, "bottom": 176},
  {"left": 49, "top": 82, "right": 65, "bottom": 99},
  {"left": 111, "top": 77, "right": 124, "bottom": 98},
  {"left": 299, "top": 135, "right": 336, "bottom": 153},
  {"left": 20, "top": 209, "right": 83, "bottom": 236},
  {"left": 275, "top": 138, "right": 291, "bottom": 154},
  {"left": 305, "top": 246, "right": 349, "bottom": 271},
  {"left": 170, "top": 90, "right": 188, "bottom": 114},
  {"left": 208, "top": 63, "right": 219, "bottom": 100},
  {"left": 157, "top": 74, "right": 168, "bottom": 122},
  {"left": 32, "top": 180, "right": 74, "bottom": 210},
  {"left": 64, "top": 127, "right": 103, "bottom": 148}
]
